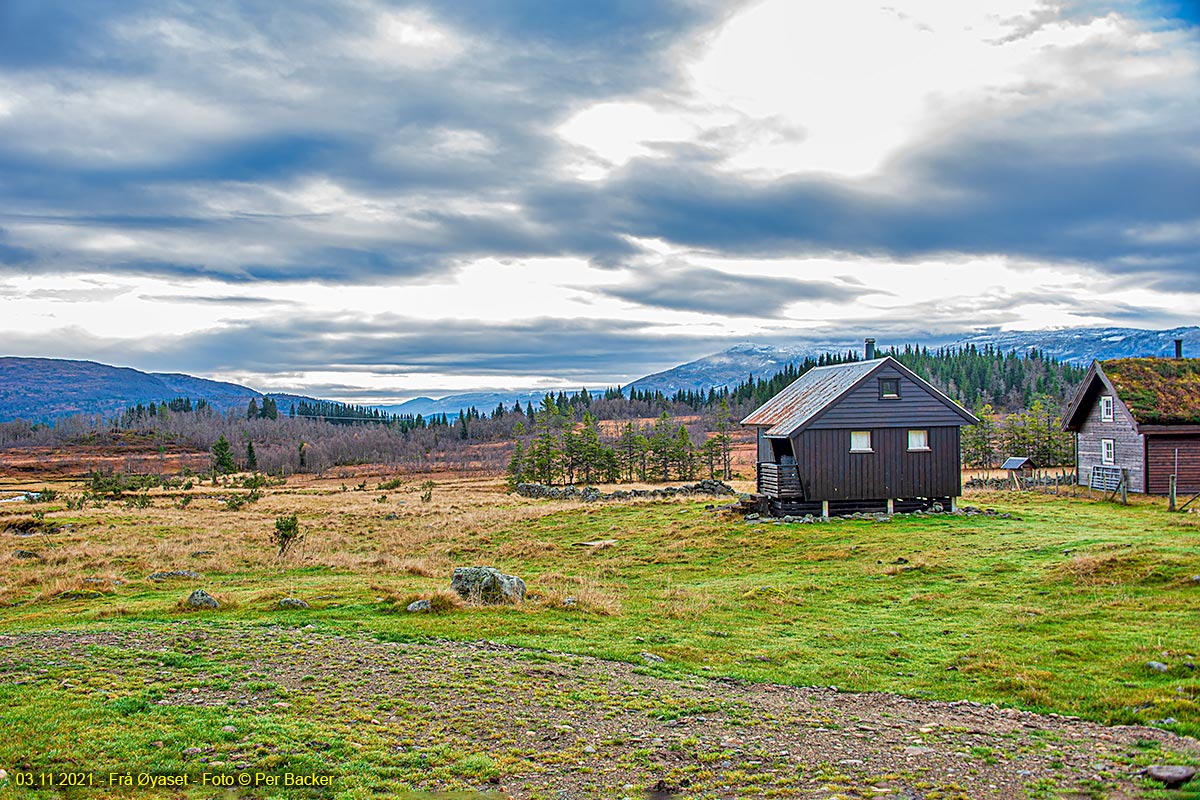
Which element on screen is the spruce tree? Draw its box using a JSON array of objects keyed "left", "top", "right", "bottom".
[{"left": 211, "top": 435, "right": 236, "bottom": 475}]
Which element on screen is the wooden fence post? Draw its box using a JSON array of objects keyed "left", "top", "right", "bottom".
[
  {"left": 1169, "top": 474, "right": 1177, "bottom": 512},
  {"left": 1120, "top": 469, "right": 1128, "bottom": 505}
]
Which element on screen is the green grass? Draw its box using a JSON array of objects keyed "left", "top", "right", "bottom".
[{"left": 2, "top": 486, "right": 1199, "bottom": 797}]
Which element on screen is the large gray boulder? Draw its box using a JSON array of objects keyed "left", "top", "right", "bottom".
[
  {"left": 186, "top": 589, "right": 219, "bottom": 609},
  {"left": 450, "top": 566, "right": 526, "bottom": 604}
]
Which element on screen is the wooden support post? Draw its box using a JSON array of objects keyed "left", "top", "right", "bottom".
[
  {"left": 886, "top": 498, "right": 894, "bottom": 515},
  {"left": 950, "top": 496, "right": 957, "bottom": 512},
  {"left": 1169, "top": 474, "right": 1177, "bottom": 512},
  {"left": 821, "top": 500, "right": 829, "bottom": 519},
  {"left": 1120, "top": 469, "right": 1127, "bottom": 505}
]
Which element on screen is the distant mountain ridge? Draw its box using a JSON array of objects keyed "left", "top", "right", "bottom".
[
  {"left": 2, "top": 326, "right": 1196, "bottom": 423},
  {"left": 624, "top": 326, "right": 1200, "bottom": 396},
  {"left": 0, "top": 357, "right": 262, "bottom": 423}
]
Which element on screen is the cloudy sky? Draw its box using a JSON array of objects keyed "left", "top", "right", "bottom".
[{"left": 1, "top": 1, "right": 1197, "bottom": 402}]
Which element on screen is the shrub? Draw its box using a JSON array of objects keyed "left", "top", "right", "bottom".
[
  {"left": 124, "top": 492, "right": 152, "bottom": 509},
  {"left": 271, "top": 514, "right": 303, "bottom": 557}
]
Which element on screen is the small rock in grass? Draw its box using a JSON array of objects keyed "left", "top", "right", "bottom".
[
  {"left": 640, "top": 652, "right": 665, "bottom": 664},
  {"left": 222, "top": 725, "right": 237, "bottom": 733},
  {"left": 1146, "top": 661, "right": 1169, "bottom": 673},
  {"left": 150, "top": 570, "right": 202, "bottom": 581},
  {"left": 186, "top": 589, "right": 219, "bottom": 609},
  {"left": 1145, "top": 765, "right": 1197, "bottom": 789},
  {"left": 561, "top": 597, "right": 577, "bottom": 607},
  {"left": 406, "top": 599, "right": 431, "bottom": 613},
  {"left": 904, "top": 746, "right": 933, "bottom": 756},
  {"left": 278, "top": 597, "right": 309, "bottom": 609},
  {"left": 582, "top": 745, "right": 596, "bottom": 754},
  {"left": 13, "top": 549, "right": 42, "bottom": 560}
]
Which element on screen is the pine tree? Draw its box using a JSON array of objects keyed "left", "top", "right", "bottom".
[
  {"left": 962, "top": 403, "right": 998, "bottom": 468},
  {"left": 506, "top": 441, "right": 526, "bottom": 488},
  {"left": 578, "top": 412, "right": 603, "bottom": 485},
  {"left": 246, "top": 441, "right": 258, "bottom": 472},
  {"left": 247, "top": 399, "right": 259, "bottom": 420},
  {"left": 615, "top": 422, "right": 641, "bottom": 482},
  {"left": 714, "top": 397, "right": 733, "bottom": 479},
  {"left": 673, "top": 424, "right": 696, "bottom": 480},
  {"left": 649, "top": 412, "right": 674, "bottom": 482},
  {"left": 211, "top": 435, "right": 236, "bottom": 475}
]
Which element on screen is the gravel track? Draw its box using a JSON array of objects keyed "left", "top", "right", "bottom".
[{"left": 3, "top": 625, "right": 1198, "bottom": 799}]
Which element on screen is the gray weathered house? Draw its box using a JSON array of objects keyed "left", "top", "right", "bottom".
[
  {"left": 1061, "top": 354, "right": 1200, "bottom": 495},
  {"left": 742, "top": 346, "right": 977, "bottom": 516}
]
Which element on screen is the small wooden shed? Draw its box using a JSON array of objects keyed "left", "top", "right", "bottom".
[{"left": 742, "top": 353, "right": 978, "bottom": 516}]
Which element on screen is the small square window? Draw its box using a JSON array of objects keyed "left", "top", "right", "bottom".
[
  {"left": 879, "top": 378, "right": 900, "bottom": 399},
  {"left": 850, "top": 430, "right": 872, "bottom": 452},
  {"left": 908, "top": 429, "right": 929, "bottom": 451},
  {"left": 1101, "top": 438, "right": 1115, "bottom": 465},
  {"left": 1100, "top": 395, "right": 1113, "bottom": 422}
]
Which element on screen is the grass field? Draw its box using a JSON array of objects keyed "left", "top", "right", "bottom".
[{"left": 2, "top": 472, "right": 1199, "bottom": 798}]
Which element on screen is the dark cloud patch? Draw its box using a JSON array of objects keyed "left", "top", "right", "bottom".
[
  {"left": 594, "top": 118, "right": 1200, "bottom": 286},
  {"left": 0, "top": 237, "right": 35, "bottom": 266},
  {"left": 0, "top": 0, "right": 128, "bottom": 68},
  {"left": 1, "top": 315, "right": 739, "bottom": 386},
  {"left": 598, "top": 265, "right": 871, "bottom": 317}
]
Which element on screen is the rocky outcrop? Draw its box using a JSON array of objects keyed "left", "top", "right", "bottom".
[{"left": 515, "top": 479, "right": 735, "bottom": 503}]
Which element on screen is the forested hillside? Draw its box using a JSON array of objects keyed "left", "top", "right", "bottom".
[{"left": 1, "top": 344, "right": 1085, "bottom": 476}]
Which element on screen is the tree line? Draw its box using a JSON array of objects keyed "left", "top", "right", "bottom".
[
  {"left": 2, "top": 342, "right": 1091, "bottom": 476},
  {"left": 961, "top": 398, "right": 1074, "bottom": 469},
  {"left": 505, "top": 397, "right": 736, "bottom": 487}
]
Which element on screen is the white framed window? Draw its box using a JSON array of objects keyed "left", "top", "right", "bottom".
[
  {"left": 908, "top": 429, "right": 929, "bottom": 451},
  {"left": 850, "top": 430, "right": 873, "bottom": 452},
  {"left": 1100, "top": 395, "right": 1113, "bottom": 422},
  {"left": 1101, "top": 438, "right": 1115, "bottom": 465}
]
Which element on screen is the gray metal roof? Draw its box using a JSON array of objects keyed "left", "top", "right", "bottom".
[
  {"left": 1001, "top": 456, "right": 1034, "bottom": 470},
  {"left": 741, "top": 358, "right": 884, "bottom": 437}
]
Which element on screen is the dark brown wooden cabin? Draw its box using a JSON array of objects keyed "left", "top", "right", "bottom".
[
  {"left": 741, "top": 355, "right": 977, "bottom": 516},
  {"left": 1061, "top": 357, "right": 1200, "bottom": 495}
]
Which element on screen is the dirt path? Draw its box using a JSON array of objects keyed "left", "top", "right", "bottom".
[{"left": 3, "top": 625, "right": 1197, "bottom": 798}]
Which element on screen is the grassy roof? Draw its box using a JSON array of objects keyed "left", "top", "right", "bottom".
[{"left": 1102, "top": 358, "right": 1200, "bottom": 425}]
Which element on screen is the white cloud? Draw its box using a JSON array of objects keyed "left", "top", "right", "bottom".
[
  {"left": 557, "top": 1, "right": 1197, "bottom": 179},
  {"left": 346, "top": 6, "right": 468, "bottom": 70}
]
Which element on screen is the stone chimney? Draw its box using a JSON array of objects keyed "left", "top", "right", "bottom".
[
  {"left": 865, "top": 338, "right": 876, "bottom": 360},
  {"left": 1175, "top": 338, "right": 1184, "bottom": 358}
]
